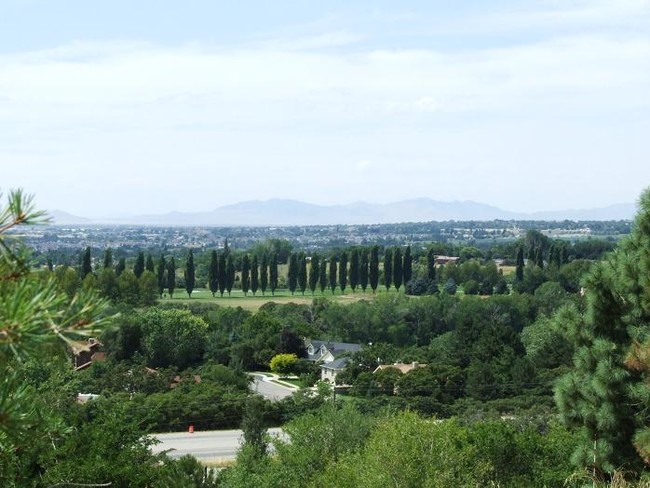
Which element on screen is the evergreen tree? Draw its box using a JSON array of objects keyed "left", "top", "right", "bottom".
[
  {"left": 241, "top": 254, "right": 251, "bottom": 296},
  {"left": 555, "top": 188, "right": 650, "bottom": 478},
  {"left": 208, "top": 250, "right": 219, "bottom": 297},
  {"left": 427, "top": 248, "right": 436, "bottom": 281},
  {"left": 225, "top": 254, "right": 235, "bottom": 296},
  {"left": 167, "top": 256, "right": 176, "bottom": 298},
  {"left": 309, "top": 254, "right": 319, "bottom": 295},
  {"left": 298, "top": 253, "right": 307, "bottom": 295},
  {"left": 103, "top": 248, "right": 113, "bottom": 269},
  {"left": 80, "top": 246, "right": 92, "bottom": 279},
  {"left": 218, "top": 253, "right": 227, "bottom": 297},
  {"left": 369, "top": 245, "right": 379, "bottom": 293},
  {"left": 184, "top": 249, "right": 195, "bottom": 298},
  {"left": 384, "top": 248, "right": 393, "bottom": 292},
  {"left": 145, "top": 253, "right": 155, "bottom": 273},
  {"left": 393, "top": 247, "right": 403, "bottom": 291},
  {"left": 115, "top": 257, "right": 126, "bottom": 276},
  {"left": 134, "top": 251, "right": 145, "bottom": 278},
  {"left": 339, "top": 251, "right": 348, "bottom": 294},
  {"left": 319, "top": 257, "right": 327, "bottom": 293},
  {"left": 360, "top": 249, "right": 369, "bottom": 292},
  {"left": 349, "top": 249, "right": 359, "bottom": 292},
  {"left": 251, "top": 254, "right": 259, "bottom": 296},
  {"left": 515, "top": 246, "right": 525, "bottom": 282},
  {"left": 260, "top": 253, "right": 268, "bottom": 296},
  {"left": 157, "top": 254, "right": 166, "bottom": 298},
  {"left": 288, "top": 253, "right": 298, "bottom": 295},
  {"left": 329, "top": 254, "right": 338, "bottom": 294},
  {"left": 269, "top": 252, "right": 278, "bottom": 296},
  {"left": 403, "top": 245, "right": 412, "bottom": 285}
]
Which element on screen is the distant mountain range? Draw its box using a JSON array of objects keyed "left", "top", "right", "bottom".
[{"left": 49, "top": 199, "right": 637, "bottom": 226}]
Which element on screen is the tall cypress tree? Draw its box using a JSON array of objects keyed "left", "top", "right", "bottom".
[
  {"left": 157, "top": 254, "right": 166, "bottom": 298},
  {"left": 184, "top": 249, "right": 195, "bottom": 298},
  {"left": 359, "top": 249, "right": 369, "bottom": 292},
  {"left": 329, "top": 254, "right": 337, "bottom": 294},
  {"left": 403, "top": 245, "right": 412, "bottom": 285},
  {"left": 103, "top": 248, "right": 113, "bottom": 269},
  {"left": 218, "top": 253, "right": 226, "bottom": 297},
  {"left": 241, "top": 254, "right": 251, "bottom": 296},
  {"left": 251, "top": 254, "right": 259, "bottom": 296},
  {"left": 80, "top": 247, "right": 92, "bottom": 279},
  {"left": 309, "top": 254, "right": 319, "bottom": 295},
  {"left": 115, "top": 257, "right": 126, "bottom": 277},
  {"left": 349, "top": 249, "right": 359, "bottom": 292},
  {"left": 260, "top": 254, "right": 268, "bottom": 296},
  {"left": 339, "top": 251, "right": 348, "bottom": 294},
  {"left": 134, "top": 251, "right": 145, "bottom": 278},
  {"left": 298, "top": 253, "right": 307, "bottom": 295},
  {"left": 319, "top": 257, "right": 327, "bottom": 293},
  {"left": 427, "top": 248, "right": 436, "bottom": 281},
  {"left": 384, "top": 248, "right": 393, "bottom": 292},
  {"left": 225, "top": 254, "right": 235, "bottom": 296},
  {"left": 208, "top": 250, "right": 219, "bottom": 297},
  {"left": 145, "top": 253, "right": 155, "bottom": 273},
  {"left": 167, "top": 256, "right": 176, "bottom": 298},
  {"left": 393, "top": 247, "right": 403, "bottom": 291},
  {"left": 269, "top": 252, "right": 278, "bottom": 296},
  {"left": 515, "top": 246, "right": 525, "bottom": 282},
  {"left": 369, "top": 246, "right": 379, "bottom": 293},
  {"left": 288, "top": 253, "right": 298, "bottom": 295}
]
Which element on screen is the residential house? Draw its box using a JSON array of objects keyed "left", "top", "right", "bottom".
[
  {"left": 305, "top": 339, "right": 362, "bottom": 384},
  {"left": 72, "top": 338, "right": 106, "bottom": 371}
]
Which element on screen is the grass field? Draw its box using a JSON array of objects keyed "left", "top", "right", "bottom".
[{"left": 162, "top": 287, "right": 386, "bottom": 311}]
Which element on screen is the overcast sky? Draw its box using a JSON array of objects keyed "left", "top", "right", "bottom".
[{"left": 1, "top": 0, "right": 649, "bottom": 217}]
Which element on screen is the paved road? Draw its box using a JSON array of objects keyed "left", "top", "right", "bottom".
[
  {"left": 251, "top": 374, "right": 296, "bottom": 401},
  {"left": 152, "top": 428, "right": 284, "bottom": 462}
]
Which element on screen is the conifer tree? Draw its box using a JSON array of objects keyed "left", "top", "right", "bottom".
[
  {"left": 260, "top": 254, "right": 268, "bottom": 296},
  {"left": 218, "top": 253, "right": 227, "bottom": 297},
  {"left": 515, "top": 246, "right": 525, "bottom": 282},
  {"left": 134, "top": 251, "right": 145, "bottom": 278},
  {"left": 167, "top": 256, "right": 176, "bottom": 298},
  {"left": 319, "top": 257, "right": 327, "bottom": 293},
  {"left": 298, "top": 253, "right": 307, "bottom": 295},
  {"left": 225, "top": 254, "right": 235, "bottom": 296},
  {"left": 251, "top": 254, "right": 259, "bottom": 296},
  {"left": 184, "top": 249, "right": 195, "bottom": 298},
  {"left": 555, "top": 188, "right": 650, "bottom": 478},
  {"left": 384, "top": 248, "right": 393, "bottom": 292},
  {"left": 269, "top": 252, "right": 278, "bottom": 296},
  {"left": 157, "top": 254, "right": 166, "bottom": 298},
  {"left": 427, "top": 248, "right": 436, "bottom": 281},
  {"left": 115, "top": 257, "right": 126, "bottom": 276},
  {"left": 241, "top": 254, "right": 251, "bottom": 296},
  {"left": 288, "top": 253, "right": 298, "bottom": 295},
  {"left": 103, "top": 248, "right": 113, "bottom": 269},
  {"left": 339, "top": 251, "right": 348, "bottom": 294},
  {"left": 403, "top": 245, "right": 412, "bottom": 285},
  {"left": 80, "top": 246, "right": 92, "bottom": 279},
  {"left": 359, "top": 249, "right": 369, "bottom": 292},
  {"left": 208, "top": 250, "right": 219, "bottom": 297},
  {"left": 309, "top": 254, "right": 319, "bottom": 295},
  {"left": 349, "top": 249, "right": 359, "bottom": 292},
  {"left": 369, "top": 245, "right": 379, "bottom": 293},
  {"left": 329, "top": 254, "right": 337, "bottom": 294},
  {"left": 145, "top": 253, "right": 155, "bottom": 273},
  {"left": 393, "top": 247, "right": 403, "bottom": 291}
]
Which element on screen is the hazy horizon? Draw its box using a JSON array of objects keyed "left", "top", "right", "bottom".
[{"left": 2, "top": 1, "right": 649, "bottom": 217}]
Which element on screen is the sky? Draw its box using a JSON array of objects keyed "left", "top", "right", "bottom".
[{"left": 1, "top": 0, "right": 649, "bottom": 217}]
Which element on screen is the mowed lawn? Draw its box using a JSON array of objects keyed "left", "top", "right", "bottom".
[{"left": 162, "top": 287, "right": 385, "bottom": 311}]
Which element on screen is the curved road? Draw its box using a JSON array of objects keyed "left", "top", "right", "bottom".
[{"left": 250, "top": 373, "right": 296, "bottom": 401}]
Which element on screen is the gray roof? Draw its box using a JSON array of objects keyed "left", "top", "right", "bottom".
[
  {"left": 320, "top": 357, "right": 352, "bottom": 371},
  {"left": 306, "top": 340, "right": 362, "bottom": 361}
]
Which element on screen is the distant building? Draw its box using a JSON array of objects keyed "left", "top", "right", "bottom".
[
  {"left": 71, "top": 338, "right": 106, "bottom": 371},
  {"left": 305, "top": 339, "right": 362, "bottom": 383},
  {"left": 373, "top": 362, "right": 427, "bottom": 375},
  {"left": 434, "top": 255, "right": 460, "bottom": 265}
]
